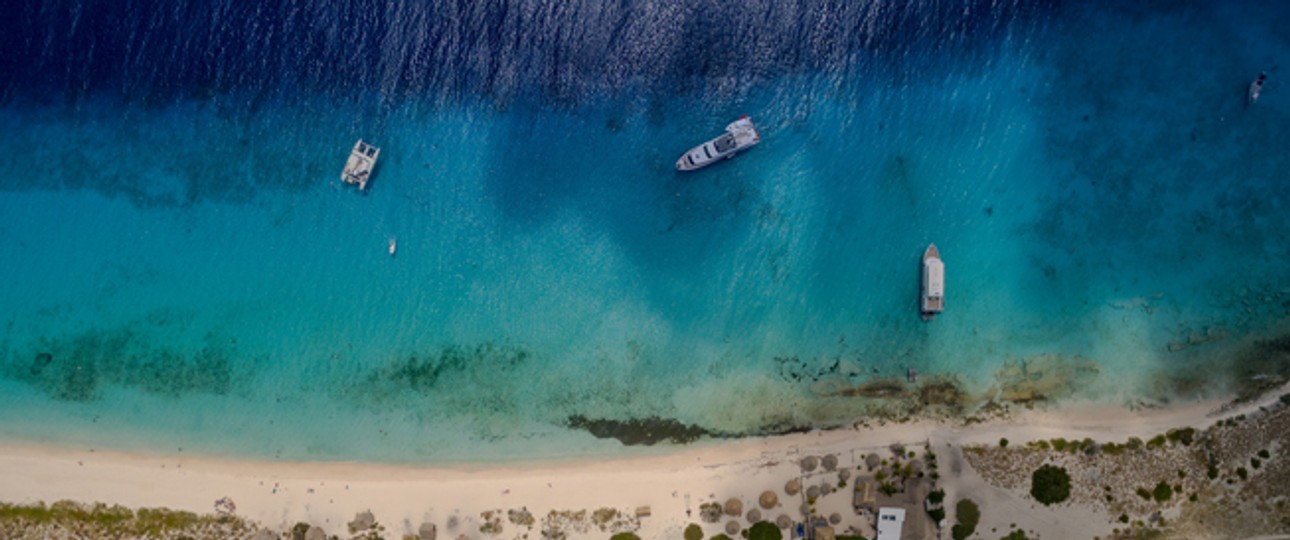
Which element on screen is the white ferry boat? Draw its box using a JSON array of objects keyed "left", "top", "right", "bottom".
[
  {"left": 341, "top": 139, "right": 380, "bottom": 190},
  {"left": 920, "top": 244, "right": 944, "bottom": 320},
  {"left": 675, "top": 116, "right": 760, "bottom": 171}
]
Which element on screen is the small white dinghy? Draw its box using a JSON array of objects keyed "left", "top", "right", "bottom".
[
  {"left": 675, "top": 116, "right": 760, "bottom": 171},
  {"left": 341, "top": 139, "right": 380, "bottom": 190},
  {"left": 1249, "top": 72, "right": 1266, "bottom": 105},
  {"left": 388, "top": 237, "right": 397, "bottom": 257},
  {"left": 920, "top": 244, "right": 944, "bottom": 321}
]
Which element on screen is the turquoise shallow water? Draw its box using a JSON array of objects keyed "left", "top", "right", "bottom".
[{"left": 1, "top": 1, "right": 1288, "bottom": 462}]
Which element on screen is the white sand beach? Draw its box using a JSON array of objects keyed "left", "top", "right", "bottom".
[{"left": 2, "top": 387, "right": 1285, "bottom": 540}]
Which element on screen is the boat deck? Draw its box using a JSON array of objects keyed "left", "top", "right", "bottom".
[{"left": 341, "top": 139, "right": 380, "bottom": 190}]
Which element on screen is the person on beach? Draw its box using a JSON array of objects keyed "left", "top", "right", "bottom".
[{"left": 1249, "top": 72, "right": 1266, "bottom": 104}]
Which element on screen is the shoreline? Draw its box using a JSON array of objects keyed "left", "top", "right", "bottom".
[{"left": 2, "top": 385, "right": 1286, "bottom": 539}]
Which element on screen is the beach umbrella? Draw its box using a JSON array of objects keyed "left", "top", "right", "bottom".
[
  {"left": 838, "top": 468, "right": 851, "bottom": 482},
  {"left": 349, "top": 511, "right": 376, "bottom": 532},
  {"left": 829, "top": 513, "right": 842, "bottom": 525},
  {"left": 724, "top": 497, "right": 743, "bottom": 516},
  {"left": 417, "top": 522, "right": 437, "bottom": 540},
  {"left": 726, "top": 520, "right": 742, "bottom": 535},
  {"left": 822, "top": 454, "right": 838, "bottom": 471},
  {"left": 776, "top": 515, "right": 792, "bottom": 529},
  {"left": 746, "top": 509, "right": 762, "bottom": 523},
  {"left": 785, "top": 479, "right": 801, "bottom": 495},
  {"left": 759, "top": 490, "right": 778, "bottom": 509},
  {"left": 865, "top": 453, "right": 880, "bottom": 471},
  {"left": 251, "top": 530, "right": 276, "bottom": 540},
  {"left": 800, "top": 455, "right": 819, "bottom": 472},
  {"left": 305, "top": 526, "right": 327, "bottom": 540},
  {"left": 806, "top": 485, "right": 820, "bottom": 499}
]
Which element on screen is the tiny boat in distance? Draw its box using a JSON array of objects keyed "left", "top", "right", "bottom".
[
  {"left": 341, "top": 139, "right": 380, "bottom": 190},
  {"left": 1249, "top": 72, "right": 1266, "bottom": 105},
  {"left": 676, "top": 116, "right": 760, "bottom": 171},
  {"left": 921, "top": 244, "right": 944, "bottom": 320}
]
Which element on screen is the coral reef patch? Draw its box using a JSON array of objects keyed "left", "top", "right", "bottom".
[
  {"left": 993, "top": 354, "right": 1101, "bottom": 406},
  {"left": 566, "top": 415, "right": 711, "bottom": 446},
  {"left": 4, "top": 326, "right": 243, "bottom": 402}
]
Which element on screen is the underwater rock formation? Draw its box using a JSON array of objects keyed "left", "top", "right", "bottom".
[
  {"left": 566, "top": 415, "right": 710, "bottom": 446},
  {"left": 994, "top": 354, "right": 1101, "bottom": 405}
]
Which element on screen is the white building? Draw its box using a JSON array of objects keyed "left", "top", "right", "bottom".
[{"left": 876, "top": 507, "right": 906, "bottom": 540}]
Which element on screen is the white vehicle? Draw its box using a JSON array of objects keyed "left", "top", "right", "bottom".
[
  {"left": 675, "top": 116, "right": 760, "bottom": 171},
  {"left": 920, "top": 244, "right": 944, "bottom": 320},
  {"left": 341, "top": 139, "right": 380, "bottom": 190}
]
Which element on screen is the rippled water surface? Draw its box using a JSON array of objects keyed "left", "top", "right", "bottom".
[{"left": 1, "top": 1, "right": 1288, "bottom": 462}]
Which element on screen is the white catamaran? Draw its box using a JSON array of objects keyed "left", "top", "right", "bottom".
[{"left": 341, "top": 139, "right": 380, "bottom": 191}]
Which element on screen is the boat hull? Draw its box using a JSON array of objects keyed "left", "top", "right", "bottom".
[
  {"left": 675, "top": 116, "right": 760, "bottom": 171},
  {"left": 920, "top": 244, "right": 944, "bottom": 320}
]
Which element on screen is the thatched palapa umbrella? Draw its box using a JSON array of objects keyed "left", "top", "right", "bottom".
[
  {"left": 759, "top": 490, "right": 778, "bottom": 509},
  {"left": 865, "top": 453, "right": 881, "bottom": 471},
  {"left": 724, "top": 497, "right": 743, "bottom": 517},
  {"left": 800, "top": 455, "right": 819, "bottom": 472},
  {"left": 784, "top": 479, "right": 801, "bottom": 495},
  {"left": 822, "top": 454, "right": 838, "bottom": 471}
]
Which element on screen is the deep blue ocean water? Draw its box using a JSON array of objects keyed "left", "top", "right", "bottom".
[{"left": 1, "top": 1, "right": 1288, "bottom": 462}]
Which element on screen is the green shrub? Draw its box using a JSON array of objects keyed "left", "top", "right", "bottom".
[
  {"left": 747, "top": 521, "right": 781, "bottom": 540},
  {"left": 1188, "top": 493, "right": 1198, "bottom": 502},
  {"left": 951, "top": 499, "right": 980, "bottom": 540},
  {"left": 610, "top": 533, "right": 641, "bottom": 540},
  {"left": 999, "top": 438, "right": 1008, "bottom": 448},
  {"left": 685, "top": 524, "right": 704, "bottom": 540},
  {"left": 1118, "top": 514, "right": 1129, "bottom": 523},
  {"left": 1151, "top": 481, "right": 1172, "bottom": 502},
  {"left": 1251, "top": 458, "right": 1262, "bottom": 469},
  {"left": 928, "top": 489, "right": 946, "bottom": 505},
  {"left": 1030, "top": 464, "right": 1072, "bottom": 506},
  {"left": 1000, "top": 531, "right": 1030, "bottom": 540},
  {"left": 1237, "top": 467, "right": 1248, "bottom": 480},
  {"left": 1051, "top": 438, "right": 1068, "bottom": 452},
  {"left": 712, "top": 535, "right": 732, "bottom": 540},
  {"left": 1258, "top": 449, "right": 1270, "bottom": 459},
  {"left": 1280, "top": 393, "right": 1290, "bottom": 405},
  {"left": 1126, "top": 437, "right": 1143, "bottom": 450},
  {"left": 1207, "top": 463, "right": 1219, "bottom": 480},
  {"left": 1146, "top": 435, "right": 1166, "bottom": 448},
  {"left": 928, "top": 507, "right": 945, "bottom": 523},
  {"left": 1136, "top": 488, "right": 1152, "bottom": 500}
]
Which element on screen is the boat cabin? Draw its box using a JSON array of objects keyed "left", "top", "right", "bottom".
[
  {"left": 341, "top": 139, "right": 380, "bottom": 191},
  {"left": 921, "top": 244, "right": 944, "bottom": 319}
]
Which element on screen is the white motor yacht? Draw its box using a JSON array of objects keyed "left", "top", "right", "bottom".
[{"left": 675, "top": 116, "right": 760, "bottom": 171}]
